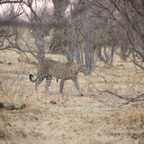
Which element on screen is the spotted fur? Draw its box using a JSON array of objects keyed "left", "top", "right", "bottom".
[{"left": 29, "top": 59, "right": 86, "bottom": 96}]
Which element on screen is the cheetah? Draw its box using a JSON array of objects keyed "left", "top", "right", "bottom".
[{"left": 29, "top": 59, "right": 86, "bottom": 96}]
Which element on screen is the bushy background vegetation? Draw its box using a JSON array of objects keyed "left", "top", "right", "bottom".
[{"left": 0, "top": 0, "right": 144, "bottom": 144}]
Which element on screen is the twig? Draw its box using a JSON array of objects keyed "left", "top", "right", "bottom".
[
  {"left": 104, "top": 90, "right": 144, "bottom": 104},
  {"left": 1, "top": 74, "right": 19, "bottom": 98}
]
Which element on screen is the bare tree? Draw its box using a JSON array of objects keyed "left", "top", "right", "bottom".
[
  {"left": 1, "top": 0, "right": 144, "bottom": 73},
  {"left": 0, "top": 0, "right": 92, "bottom": 64}
]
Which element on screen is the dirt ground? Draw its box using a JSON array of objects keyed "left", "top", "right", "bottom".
[{"left": 0, "top": 51, "right": 144, "bottom": 144}]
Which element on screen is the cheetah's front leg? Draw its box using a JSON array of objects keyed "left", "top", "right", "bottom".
[{"left": 72, "top": 78, "right": 83, "bottom": 96}]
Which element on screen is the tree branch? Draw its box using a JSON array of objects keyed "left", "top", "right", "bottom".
[
  {"left": 105, "top": 90, "right": 144, "bottom": 104},
  {"left": 0, "top": 0, "right": 23, "bottom": 4}
]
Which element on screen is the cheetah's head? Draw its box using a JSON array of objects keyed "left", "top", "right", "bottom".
[{"left": 77, "top": 62, "right": 87, "bottom": 75}]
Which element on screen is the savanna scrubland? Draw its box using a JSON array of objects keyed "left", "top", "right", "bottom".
[
  {"left": 0, "top": 51, "right": 144, "bottom": 144},
  {"left": 0, "top": 0, "right": 144, "bottom": 144}
]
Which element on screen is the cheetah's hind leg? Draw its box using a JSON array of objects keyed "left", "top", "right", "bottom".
[{"left": 45, "top": 74, "right": 52, "bottom": 94}]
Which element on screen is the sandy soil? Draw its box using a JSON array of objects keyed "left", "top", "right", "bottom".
[{"left": 0, "top": 51, "right": 144, "bottom": 144}]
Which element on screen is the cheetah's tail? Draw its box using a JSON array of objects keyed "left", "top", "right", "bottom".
[{"left": 29, "top": 72, "right": 37, "bottom": 82}]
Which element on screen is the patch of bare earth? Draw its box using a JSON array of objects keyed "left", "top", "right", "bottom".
[{"left": 0, "top": 51, "right": 144, "bottom": 144}]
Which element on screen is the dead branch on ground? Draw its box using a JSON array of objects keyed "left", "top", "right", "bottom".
[{"left": 104, "top": 90, "right": 144, "bottom": 104}]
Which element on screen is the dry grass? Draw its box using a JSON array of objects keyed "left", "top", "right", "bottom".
[{"left": 0, "top": 51, "right": 144, "bottom": 144}]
